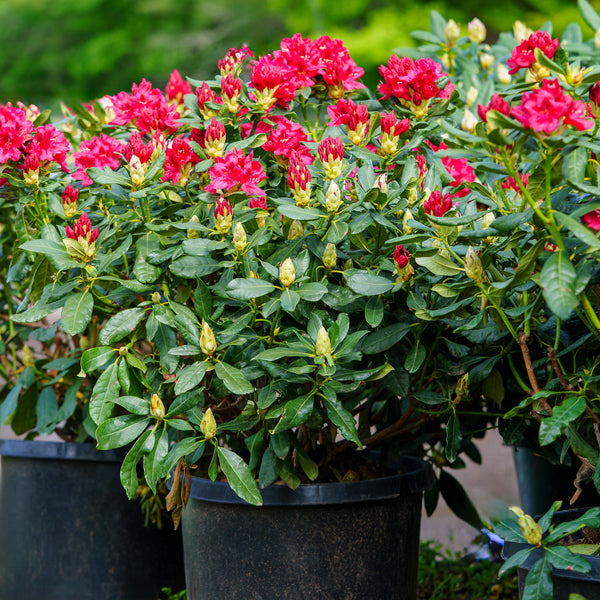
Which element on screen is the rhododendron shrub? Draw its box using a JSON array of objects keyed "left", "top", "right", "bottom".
[{"left": 6, "top": 9, "right": 600, "bottom": 547}]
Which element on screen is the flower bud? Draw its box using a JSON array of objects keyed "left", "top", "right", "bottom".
[
  {"left": 214, "top": 197, "right": 233, "bottom": 235},
  {"left": 79, "top": 336, "right": 90, "bottom": 352},
  {"left": 314, "top": 326, "right": 332, "bottom": 357},
  {"left": 151, "top": 292, "right": 161, "bottom": 304},
  {"left": 479, "top": 52, "right": 495, "bottom": 70},
  {"left": 497, "top": 63, "right": 511, "bottom": 84},
  {"left": 461, "top": 108, "right": 477, "bottom": 133},
  {"left": 150, "top": 393, "right": 165, "bottom": 420},
  {"left": 233, "top": 222, "right": 246, "bottom": 253},
  {"left": 187, "top": 214, "right": 200, "bottom": 239},
  {"left": 464, "top": 246, "right": 485, "bottom": 284},
  {"left": 468, "top": 18, "right": 486, "bottom": 43},
  {"left": 279, "top": 257, "right": 295, "bottom": 288},
  {"left": 466, "top": 87, "right": 478, "bottom": 107},
  {"left": 445, "top": 19, "right": 461, "bottom": 42},
  {"left": 403, "top": 208, "right": 414, "bottom": 234},
  {"left": 454, "top": 373, "right": 469, "bottom": 404},
  {"left": 62, "top": 185, "right": 79, "bottom": 219},
  {"left": 513, "top": 21, "right": 533, "bottom": 43},
  {"left": 201, "top": 408, "right": 217, "bottom": 440},
  {"left": 393, "top": 245, "right": 415, "bottom": 282},
  {"left": 407, "top": 187, "right": 418, "bottom": 208},
  {"left": 510, "top": 507, "right": 542, "bottom": 547},
  {"left": 22, "top": 345, "right": 35, "bottom": 368},
  {"left": 287, "top": 219, "right": 304, "bottom": 240},
  {"left": 200, "top": 320, "right": 217, "bottom": 357},
  {"left": 322, "top": 243, "right": 337, "bottom": 270},
  {"left": 249, "top": 270, "right": 259, "bottom": 279},
  {"left": 325, "top": 180, "right": 343, "bottom": 213},
  {"left": 118, "top": 346, "right": 128, "bottom": 357},
  {"left": 129, "top": 155, "right": 146, "bottom": 188},
  {"left": 375, "top": 173, "right": 388, "bottom": 195}
]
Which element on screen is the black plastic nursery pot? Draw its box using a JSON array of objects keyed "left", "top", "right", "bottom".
[
  {"left": 0, "top": 439, "right": 185, "bottom": 600},
  {"left": 181, "top": 455, "right": 434, "bottom": 600},
  {"left": 504, "top": 508, "right": 600, "bottom": 600}
]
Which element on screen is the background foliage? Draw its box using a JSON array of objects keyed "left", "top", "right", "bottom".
[{"left": 0, "top": 0, "right": 593, "bottom": 106}]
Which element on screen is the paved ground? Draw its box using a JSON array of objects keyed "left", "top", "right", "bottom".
[{"left": 0, "top": 425, "right": 520, "bottom": 551}]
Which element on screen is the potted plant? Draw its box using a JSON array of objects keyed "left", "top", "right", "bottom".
[
  {"left": 2, "top": 31, "right": 503, "bottom": 600},
  {"left": 0, "top": 105, "right": 186, "bottom": 600}
]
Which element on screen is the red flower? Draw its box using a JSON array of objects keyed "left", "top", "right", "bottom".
[
  {"left": 165, "top": 69, "right": 192, "bottom": 105},
  {"left": 477, "top": 93, "right": 511, "bottom": 123},
  {"left": 287, "top": 150, "right": 311, "bottom": 206},
  {"left": 218, "top": 46, "right": 254, "bottom": 77},
  {"left": 512, "top": 78, "right": 593, "bottom": 136},
  {"left": 424, "top": 190, "right": 453, "bottom": 217},
  {"left": 221, "top": 74, "right": 242, "bottom": 112},
  {"left": 161, "top": 137, "right": 200, "bottom": 185},
  {"left": 196, "top": 82, "right": 222, "bottom": 120},
  {"left": 25, "top": 124, "right": 69, "bottom": 172},
  {"left": 206, "top": 148, "right": 267, "bottom": 197},
  {"left": 250, "top": 55, "right": 298, "bottom": 110},
  {"left": 581, "top": 209, "right": 600, "bottom": 231},
  {"left": 66, "top": 212, "right": 98, "bottom": 244},
  {"left": 249, "top": 197, "right": 268, "bottom": 210},
  {"left": 590, "top": 82, "right": 600, "bottom": 119},
  {"left": 137, "top": 103, "right": 181, "bottom": 136},
  {"left": 378, "top": 56, "right": 453, "bottom": 118},
  {"left": 327, "top": 98, "right": 369, "bottom": 145},
  {"left": 111, "top": 79, "right": 165, "bottom": 127},
  {"left": 273, "top": 34, "right": 323, "bottom": 88},
  {"left": 62, "top": 185, "right": 79, "bottom": 217},
  {"left": 502, "top": 173, "right": 530, "bottom": 193},
  {"left": 72, "top": 134, "right": 123, "bottom": 186},
  {"left": 214, "top": 197, "right": 233, "bottom": 219},
  {"left": 123, "top": 132, "right": 155, "bottom": 165},
  {"left": 507, "top": 30, "right": 559, "bottom": 75},
  {"left": 315, "top": 36, "right": 365, "bottom": 98},
  {"left": 0, "top": 104, "right": 34, "bottom": 163},
  {"left": 262, "top": 116, "right": 312, "bottom": 164},
  {"left": 393, "top": 245, "right": 410, "bottom": 269}
]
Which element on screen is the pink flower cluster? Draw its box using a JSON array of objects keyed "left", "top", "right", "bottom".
[
  {"left": 378, "top": 56, "right": 453, "bottom": 117},
  {"left": 477, "top": 93, "right": 511, "bottom": 123},
  {"left": 72, "top": 134, "right": 123, "bottom": 186},
  {"left": 205, "top": 148, "right": 267, "bottom": 197},
  {"left": 65, "top": 212, "right": 98, "bottom": 244},
  {"left": 512, "top": 79, "right": 593, "bottom": 136},
  {"left": 507, "top": 30, "right": 559, "bottom": 75}
]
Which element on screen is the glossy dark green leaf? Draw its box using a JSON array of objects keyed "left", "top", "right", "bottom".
[
  {"left": 258, "top": 446, "right": 282, "bottom": 488},
  {"left": 404, "top": 341, "right": 426, "bottom": 373},
  {"left": 277, "top": 204, "right": 325, "bottom": 221},
  {"left": 120, "top": 430, "right": 152, "bottom": 499},
  {"left": 0, "top": 385, "right": 21, "bottom": 425},
  {"left": 539, "top": 396, "right": 586, "bottom": 446},
  {"left": 345, "top": 272, "right": 394, "bottom": 296},
  {"left": 522, "top": 557, "right": 553, "bottom": 600},
  {"left": 174, "top": 361, "right": 209, "bottom": 395},
  {"left": 99, "top": 308, "right": 146, "bottom": 345},
  {"left": 96, "top": 414, "right": 151, "bottom": 449},
  {"left": 193, "top": 279, "right": 213, "bottom": 319},
  {"left": 217, "top": 447, "right": 262, "bottom": 505},
  {"left": 89, "top": 361, "right": 121, "bottom": 424},
  {"left": 271, "top": 395, "right": 314, "bottom": 434},
  {"left": 81, "top": 346, "right": 115, "bottom": 373},
  {"left": 36, "top": 387, "right": 58, "bottom": 435},
  {"left": 362, "top": 323, "right": 411, "bottom": 354},
  {"left": 540, "top": 251, "right": 579, "bottom": 320},
  {"left": 323, "top": 396, "right": 362, "bottom": 447},
  {"left": 227, "top": 278, "right": 276, "bottom": 300},
  {"left": 214, "top": 361, "right": 253, "bottom": 395},
  {"left": 415, "top": 254, "right": 462, "bottom": 276},
  {"left": 438, "top": 470, "right": 483, "bottom": 529},
  {"left": 445, "top": 412, "right": 463, "bottom": 463},
  {"left": 364, "top": 296, "right": 384, "bottom": 328},
  {"left": 143, "top": 427, "right": 169, "bottom": 493}
]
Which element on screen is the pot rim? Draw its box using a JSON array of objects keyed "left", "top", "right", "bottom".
[
  {"left": 0, "top": 439, "right": 125, "bottom": 463},
  {"left": 188, "top": 455, "right": 435, "bottom": 506}
]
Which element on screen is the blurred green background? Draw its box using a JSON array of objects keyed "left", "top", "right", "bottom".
[{"left": 0, "top": 0, "right": 593, "bottom": 107}]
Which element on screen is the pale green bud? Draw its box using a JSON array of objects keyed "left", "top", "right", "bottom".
[
  {"left": 279, "top": 258, "right": 296, "bottom": 288},
  {"left": 325, "top": 180, "right": 343, "bottom": 213},
  {"left": 322, "top": 243, "right": 337, "bottom": 270},
  {"left": 201, "top": 408, "right": 217, "bottom": 440},
  {"left": 150, "top": 393, "right": 165, "bottom": 420},
  {"left": 200, "top": 320, "right": 217, "bottom": 357},
  {"left": 233, "top": 222, "right": 247, "bottom": 253},
  {"left": 314, "top": 326, "right": 332, "bottom": 357}
]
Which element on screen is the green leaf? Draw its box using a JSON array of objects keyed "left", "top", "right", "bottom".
[
  {"left": 111, "top": 395, "right": 150, "bottom": 416},
  {"left": 217, "top": 447, "right": 262, "bottom": 505},
  {"left": 539, "top": 396, "right": 587, "bottom": 446},
  {"left": 277, "top": 204, "right": 326, "bottom": 221},
  {"left": 254, "top": 347, "right": 312, "bottom": 361},
  {"left": 96, "top": 414, "right": 151, "bottom": 449},
  {"left": 522, "top": 557, "right": 553, "bottom": 600},
  {"left": 120, "top": 430, "right": 153, "bottom": 499},
  {"left": 345, "top": 272, "right": 394, "bottom": 296},
  {"left": 438, "top": 470, "right": 483, "bottom": 529},
  {"left": 174, "top": 361, "right": 209, "bottom": 395},
  {"left": 545, "top": 545, "right": 591, "bottom": 572},
  {"left": 499, "top": 547, "right": 534, "bottom": 576},
  {"left": 61, "top": 291, "right": 93, "bottom": 335},
  {"left": 0, "top": 384, "right": 21, "bottom": 425},
  {"left": 19, "top": 239, "right": 79, "bottom": 270},
  {"left": 364, "top": 296, "right": 384, "bottom": 327},
  {"left": 89, "top": 361, "right": 121, "bottom": 425},
  {"left": 404, "top": 341, "right": 426, "bottom": 373},
  {"left": 132, "top": 257, "right": 162, "bottom": 283},
  {"left": 323, "top": 395, "right": 362, "bottom": 448},
  {"left": 87, "top": 166, "right": 131, "bottom": 187},
  {"left": 271, "top": 395, "right": 314, "bottom": 434},
  {"left": 258, "top": 446, "right": 282, "bottom": 488},
  {"left": 362, "top": 323, "right": 411, "bottom": 354},
  {"left": 227, "top": 278, "right": 276, "bottom": 300},
  {"left": 555, "top": 211, "right": 600, "bottom": 249},
  {"left": 540, "top": 251, "right": 579, "bottom": 320},
  {"left": 194, "top": 279, "right": 213, "bottom": 319},
  {"left": 170, "top": 255, "right": 221, "bottom": 278},
  {"left": 11, "top": 300, "right": 62, "bottom": 323},
  {"left": 578, "top": 0, "right": 600, "bottom": 31},
  {"left": 563, "top": 145, "right": 588, "bottom": 184},
  {"left": 99, "top": 308, "right": 146, "bottom": 345},
  {"left": 214, "top": 361, "right": 254, "bottom": 395},
  {"left": 415, "top": 254, "right": 462, "bottom": 276},
  {"left": 280, "top": 289, "right": 300, "bottom": 312},
  {"left": 36, "top": 387, "right": 58, "bottom": 435},
  {"left": 445, "top": 412, "right": 463, "bottom": 463},
  {"left": 81, "top": 346, "right": 115, "bottom": 373},
  {"left": 143, "top": 428, "right": 169, "bottom": 493}
]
